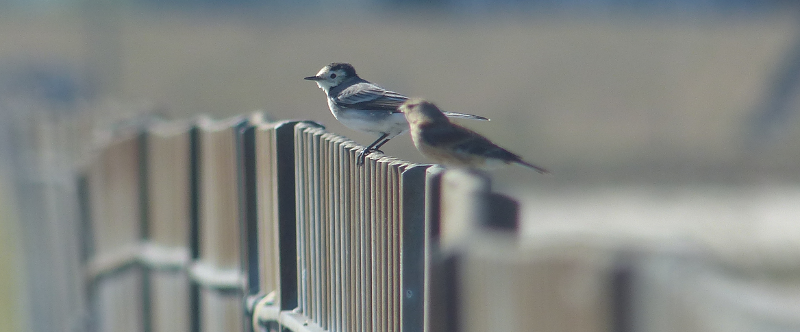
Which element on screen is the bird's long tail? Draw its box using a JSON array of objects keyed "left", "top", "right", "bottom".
[
  {"left": 517, "top": 160, "right": 550, "bottom": 174},
  {"left": 442, "top": 111, "right": 490, "bottom": 121}
]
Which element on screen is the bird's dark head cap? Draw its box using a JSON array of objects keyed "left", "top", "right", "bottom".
[{"left": 328, "top": 63, "right": 357, "bottom": 78}]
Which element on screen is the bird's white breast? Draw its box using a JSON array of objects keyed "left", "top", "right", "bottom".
[{"left": 335, "top": 108, "right": 409, "bottom": 135}]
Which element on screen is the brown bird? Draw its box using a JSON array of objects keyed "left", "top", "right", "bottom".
[{"left": 398, "top": 98, "right": 549, "bottom": 174}]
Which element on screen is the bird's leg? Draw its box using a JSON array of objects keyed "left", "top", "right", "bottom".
[
  {"left": 371, "top": 136, "right": 392, "bottom": 153},
  {"left": 357, "top": 133, "right": 389, "bottom": 166}
]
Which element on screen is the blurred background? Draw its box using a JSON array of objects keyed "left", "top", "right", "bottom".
[{"left": 2, "top": 0, "right": 800, "bottom": 331}]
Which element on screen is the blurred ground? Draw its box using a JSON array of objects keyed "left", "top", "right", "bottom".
[{"left": 1, "top": 10, "right": 798, "bottom": 190}]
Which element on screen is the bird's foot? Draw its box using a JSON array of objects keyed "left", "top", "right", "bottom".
[
  {"left": 356, "top": 148, "right": 373, "bottom": 166},
  {"left": 356, "top": 148, "right": 387, "bottom": 166}
]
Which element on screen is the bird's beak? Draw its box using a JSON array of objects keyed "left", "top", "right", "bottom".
[{"left": 304, "top": 75, "right": 323, "bottom": 81}]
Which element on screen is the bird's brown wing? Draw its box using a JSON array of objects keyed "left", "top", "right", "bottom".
[
  {"left": 420, "top": 123, "right": 518, "bottom": 160},
  {"left": 453, "top": 136, "right": 521, "bottom": 162},
  {"left": 419, "top": 123, "right": 474, "bottom": 148}
]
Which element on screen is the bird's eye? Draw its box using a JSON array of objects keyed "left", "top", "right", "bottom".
[{"left": 330, "top": 73, "right": 337, "bottom": 79}]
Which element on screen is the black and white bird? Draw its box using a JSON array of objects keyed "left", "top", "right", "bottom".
[
  {"left": 399, "top": 98, "right": 549, "bottom": 174},
  {"left": 304, "top": 63, "right": 489, "bottom": 165}
]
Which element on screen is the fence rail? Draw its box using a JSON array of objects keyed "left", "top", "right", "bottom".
[
  {"left": 144, "top": 120, "right": 193, "bottom": 332},
  {"left": 23, "top": 111, "right": 793, "bottom": 332}
]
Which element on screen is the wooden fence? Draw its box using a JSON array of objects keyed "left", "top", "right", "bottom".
[
  {"left": 80, "top": 115, "right": 436, "bottom": 331},
  {"left": 15, "top": 111, "right": 800, "bottom": 332}
]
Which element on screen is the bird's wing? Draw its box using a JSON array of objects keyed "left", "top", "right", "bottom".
[
  {"left": 420, "top": 123, "right": 548, "bottom": 173},
  {"left": 335, "top": 82, "right": 489, "bottom": 120},
  {"left": 453, "top": 135, "right": 519, "bottom": 161},
  {"left": 334, "top": 82, "right": 408, "bottom": 111},
  {"left": 441, "top": 111, "right": 490, "bottom": 121},
  {"left": 425, "top": 124, "right": 520, "bottom": 159}
]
